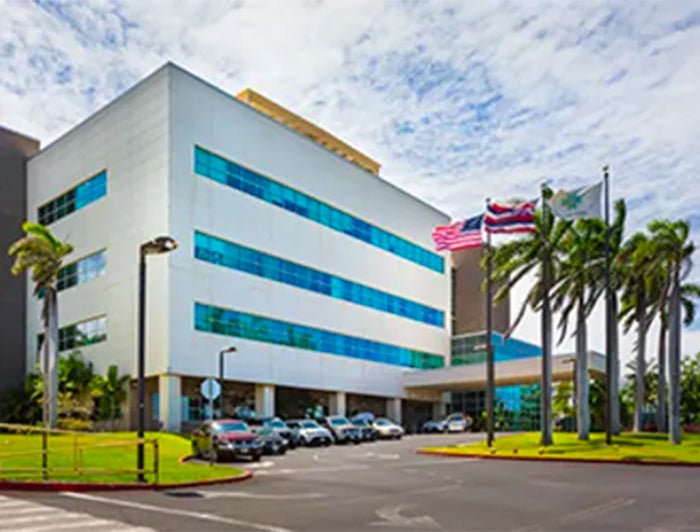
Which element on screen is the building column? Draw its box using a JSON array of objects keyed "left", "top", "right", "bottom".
[
  {"left": 329, "top": 391, "right": 347, "bottom": 417},
  {"left": 433, "top": 395, "right": 447, "bottom": 419},
  {"left": 255, "top": 384, "right": 275, "bottom": 418},
  {"left": 159, "top": 375, "right": 182, "bottom": 432},
  {"left": 386, "top": 398, "right": 402, "bottom": 424}
]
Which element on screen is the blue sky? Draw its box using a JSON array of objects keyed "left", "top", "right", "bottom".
[{"left": 2, "top": 0, "right": 700, "bottom": 361}]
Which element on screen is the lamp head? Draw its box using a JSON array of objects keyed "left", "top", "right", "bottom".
[
  {"left": 221, "top": 346, "right": 237, "bottom": 354},
  {"left": 141, "top": 236, "right": 178, "bottom": 255}
]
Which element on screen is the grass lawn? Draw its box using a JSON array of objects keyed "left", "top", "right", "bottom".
[
  {"left": 0, "top": 431, "right": 246, "bottom": 484},
  {"left": 422, "top": 432, "right": 700, "bottom": 464}
]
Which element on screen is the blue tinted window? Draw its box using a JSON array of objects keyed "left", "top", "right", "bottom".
[
  {"left": 194, "top": 231, "right": 444, "bottom": 327},
  {"left": 37, "top": 315, "right": 108, "bottom": 353},
  {"left": 57, "top": 250, "right": 106, "bottom": 292},
  {"left": 38, "top": 170, "right": 107, "bottom": 225},
  {"left": 195, "top": 302, "right": 444, "bottom": 369},
  {"left": 194, "top": 147, "right": 443, "bottom": 273}
]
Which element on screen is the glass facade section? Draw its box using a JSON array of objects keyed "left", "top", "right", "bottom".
[
  {"left": 38, "top": 316, "right": 107, "bottom": 353},
  {"left": 38, "top": 170, "right": 107, "bottom": 225},
  {"left": 194, "top": 146, "right": 444, "bottom": 273},
  {"left": 449, "top": 384, "right": 541, "bottom": 431},
  {"left": 57, "top": 250, "right": 106, "bottom": 292},
  {"left": 451, "top": 332, "right": 541, "bottom": 366},
  {"left": 194, "top": 302, "right": 444, "bottom": 370},
  {"left": 194, "top": 231, "right": 444, "bottom": 327}
]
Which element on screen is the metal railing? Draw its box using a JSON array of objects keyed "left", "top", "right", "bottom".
[{"left": 0, "top": 423, "right": 159, "bottom": 483}]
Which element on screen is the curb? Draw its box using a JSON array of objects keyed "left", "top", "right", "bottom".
[
  {"left": 0, "top": 455, "right": 254, "bottom": 492},
  {"left": 417, "top": 449, "right": 700, "bottom": 467}
]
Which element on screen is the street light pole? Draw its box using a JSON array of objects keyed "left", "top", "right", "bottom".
[
  {"left": 218, "top": 347, "right": 237, "bottom": 419},
  {"left": 136, "top": 236, "right": 178, "bottom": 483}
]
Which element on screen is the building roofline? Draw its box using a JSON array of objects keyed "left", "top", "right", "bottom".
[{"left": 27, "top": 60, "right": 450, "bottom": 221}]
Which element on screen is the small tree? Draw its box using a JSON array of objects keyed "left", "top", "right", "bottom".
[{"left": 91, "top": 365, "right": 130, "bottom": 422}]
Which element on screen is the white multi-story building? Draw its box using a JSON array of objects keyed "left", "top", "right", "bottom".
[{"left": 25, "top": 63, "right": 452, "bottom": 431}]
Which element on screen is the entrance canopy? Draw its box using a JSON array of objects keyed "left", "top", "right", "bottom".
[{"left": 403, "top": 351, "right": 605, "bottom": 392}]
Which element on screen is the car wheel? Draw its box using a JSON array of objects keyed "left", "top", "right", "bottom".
[
  {"left": 251, "top": 454, "right": 261, "bottom": 462},
  {"left": 324, "top": 438, "right": 332, "bottom": 446},
  {"left": 278, "top": 448, "right": 287, "bottom": 456},
  {"left": 191, "top": 442, "right": 200, "bottom": 458}
]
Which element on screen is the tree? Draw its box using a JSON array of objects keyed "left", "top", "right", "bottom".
[
  {"left": 8, "top": 222, "right": 73, "bottom": 428},
  {"left": 582, "top": 199, "right": 627, "bottom": 435},
  {"left": 619, "top": 232, "right": 657, "bottom": 432},
  {"left": 552, "top": 380, "right": 574, "bottom": 420},
  {"left": 91, "top": 365, "right": 131, "bottom": 421},
  {"left": 551, "top": 217, "right": 605, "bottom": 440},
  {"left": 680, "top": 352, "right": 700, "bottom": 426},
  {"left": 648, "top": 220, "right": 695, "bottom": 443}
]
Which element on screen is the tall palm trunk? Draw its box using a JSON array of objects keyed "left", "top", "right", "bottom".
[
  {"left": 576, "top": 293, "right": 589, "bottom": 440},
  {"left": 634, "top": 288, "right": 647, "bottom": 432},
  {"left": 45, "top": 289, "right": 59, "bottom": 428},
  {"left": 611, "top": 295, "right": 621, "bottom": 435},
  {"left": 657, "top": 316, "right": 667, "bottom": 433},
  {"left": 669, "top": 265, "right": 682, "bottom": 444}
]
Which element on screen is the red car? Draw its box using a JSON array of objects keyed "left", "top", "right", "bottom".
[{"left": 191, "top": 419, "right": 264, "bottom": 462}]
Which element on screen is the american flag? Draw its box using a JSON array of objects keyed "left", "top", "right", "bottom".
[
  {"left": 432, "top": 214, "right": 484, "bottom": 251},
  {"left": 484, "top": 200, "right": 537, "bottom": 234}
]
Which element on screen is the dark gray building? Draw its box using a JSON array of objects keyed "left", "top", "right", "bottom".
[{"left": 0, "top": 126, "right": 39, "bottom": 395}]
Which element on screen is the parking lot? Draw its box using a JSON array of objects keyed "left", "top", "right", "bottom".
[{"left": 4, "top": 432, "right": 700, "bottom": 531}]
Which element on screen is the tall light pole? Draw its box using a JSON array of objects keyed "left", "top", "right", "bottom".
[
  {"left": 218, "top": 346, "right": 237, "bottom": 419},
  {"left": 137, "top": 235, "right": 177, "bottom": 483}
]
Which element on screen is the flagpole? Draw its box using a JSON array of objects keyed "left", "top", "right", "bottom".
[
  {"left": 485, "top": 198, "right": 495, "bottom": 448},
  {"left": 604, "top": 166, "right": 613, "bottom": 445},
  {"left": 540, "top": 184, "right": 553, "bottom": 446}
]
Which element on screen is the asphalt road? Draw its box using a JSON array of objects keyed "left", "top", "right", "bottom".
[{"left": 3, "top": 432, "right": 700, "bottom": 531}]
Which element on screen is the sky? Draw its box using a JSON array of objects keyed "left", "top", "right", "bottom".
[{"left": 2, "top": 0, "right": 700, "bottom": 366}]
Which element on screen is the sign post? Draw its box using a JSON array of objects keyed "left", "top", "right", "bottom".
[{"left": 200, "top": 378, "right": 221, "bottom": 466}]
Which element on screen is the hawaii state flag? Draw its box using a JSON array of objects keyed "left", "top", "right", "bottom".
[{"left": 484, "top": 200, "right": 537, "bottom": 234}]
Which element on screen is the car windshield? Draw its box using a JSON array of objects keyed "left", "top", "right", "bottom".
[
  {"left": 215, "top": 421, "right": 249, "bottom": 433},
  {"left": 301, "top": 421, "right": 320, "bottom": 429},
  {"left": 330, "top": 417, "right": 350, "bottom": 426},
  {"left": 352, "top": 419, "right": 368, "bottom": 427},
  {"left": 375, "top": 419, "right": 391, "bottom": 426},
  {"left": 266, "top": 420, "right": 287, "bottom": 429}
]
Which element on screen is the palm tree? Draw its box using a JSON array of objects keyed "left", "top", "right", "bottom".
[
  {"left": 92, "top": 365, "right": 131, "bottom": 422},
  {"left": 8, "top": 222, "right": 73, "bottom": 428},
  {"left": 649, "top": 219, "right": 695, "bottom": 444},
  {"left": 618, "top": 232, "right": 657, "bottom": 432},
  {"left": 583, "top": 200, "right": 627, "bottom": 435},
  {"left": 490, "top": 207, "right": 572, "bottom": 445},
  {"left": 551, "top": 217, "right": 606, "bottom": 440},
  {"left": 652, "top": 280, "right": 700, "bottom": 432}
]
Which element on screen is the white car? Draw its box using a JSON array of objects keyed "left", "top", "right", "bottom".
[
  {"left": 287, "top": 419, "right": 333, "bottom": 446},
  {"left": 372, "top": 418, "right": 404, "bottom": 439},
  {"left": 445, "top": 413, "right": 469, "bottom": 433}
]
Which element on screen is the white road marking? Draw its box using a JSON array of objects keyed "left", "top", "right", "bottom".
[
  {"left": 198, "top": 490, "right": 326, "bottom": 500},
  {"left": 366, "top": 452, "right": 400, "bottom": 460},
  {"left": 370, "top": 504, "right": 441, "bottom": 529},
  {"left": 244, "top": 460, "right": 276, "bottom": 469},
  {"left": 515, "top": 497, "right": 636, "bottom": 531},
  {"left": 0, "top": 494, "right": 151, "bottom": 532},
  {"left": 256, "top": 464, "right": 371, "bottom": 475},
  {"left": 63, "top": 491, "right": 290, "bottom": 532}
]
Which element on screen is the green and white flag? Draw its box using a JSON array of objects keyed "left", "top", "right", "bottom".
[{"left": 549, "top": 182, "right": 602, "bottom": 220}]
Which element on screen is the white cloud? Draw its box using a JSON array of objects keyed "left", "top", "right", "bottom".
[{"left": 2, "top": 0, "right": 700, "bottom": 363}]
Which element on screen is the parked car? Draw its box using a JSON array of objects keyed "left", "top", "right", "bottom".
[
  {"left": 252, "top": 417, "right": 300, "bottom": 449},
  {"left": 373, "top": 418, "right": 404, "bottom": 439},
  {"left": 323, "top": 416, "right": 362, "bottom": 444},
  {"left": 255, "top": 427, "right": 289, "bottom": 455},
  {"left": 351, "top": 417, "right": 378, "bottom": 441},
  {"left": 286, "top": 419, "right": 333, "bottom": 446},
  {"left": 191, "top": 419, "right": 263, "bottom": 462},
  {"left": 421, "top": 413, "right": 470, "bottom": 433}
]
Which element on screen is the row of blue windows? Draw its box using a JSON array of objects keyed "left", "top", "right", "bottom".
[
  {"left": 451, "top": 332, "right": 541, "bottom": 366},
  {"left": 194, "top": 146, "right": 444, "bottom": 273},
  {"left": 194, "top": 231, "right": 444, "bottom": 327},
  {"left": 57, "top": 250, "right": 106, "bottom": 292},
  {"left": 194, "top": 303, "right": 445, "bottom": 370},
  {"left": 38, "top": 170, "right": 107, "bottom": 225}
]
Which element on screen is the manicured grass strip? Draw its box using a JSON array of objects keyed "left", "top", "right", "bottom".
[
  {"left": 0, "top": 432, "right": 245, "bottom": 484},
  {"left": 422, "top": 432, "right": 700, "bottom": 464}
]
